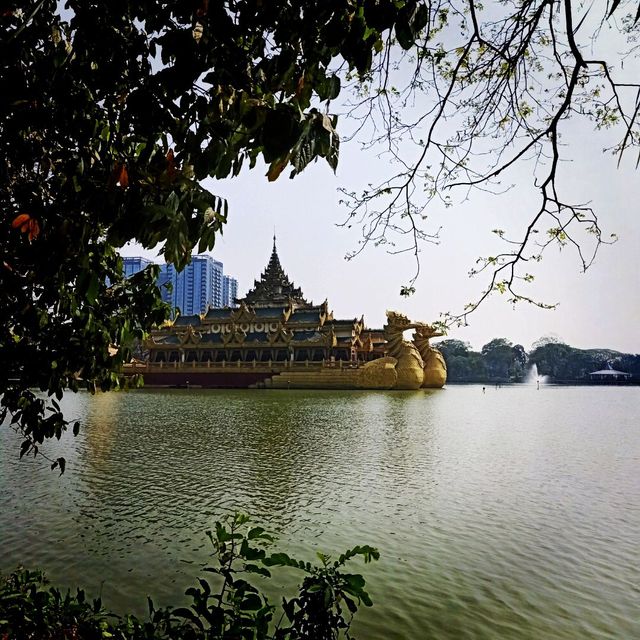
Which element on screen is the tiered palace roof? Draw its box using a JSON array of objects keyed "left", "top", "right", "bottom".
[
  {"left": 144, "top": 238, "right": 377, "bottom": 365},
  {"left": 241, "top": 236, "right": 308, "bottom": 307}
]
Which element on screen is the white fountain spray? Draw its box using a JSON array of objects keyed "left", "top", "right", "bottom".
[{"left": 524, "top": 363, "right": 548, "bottom": 386}]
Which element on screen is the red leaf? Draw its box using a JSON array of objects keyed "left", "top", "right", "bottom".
[
  {"left": 166, "top": 149, "right": 178, "bottom": 181},
  {"left": 266, "top": 157, "right": 288, "bottom": 182},
  {"left": 27, "top": 219, "right": 40, "bottom": 241},
  {"left": 12, "top": 213, "right": 40, "bottom": 241},
  {"left": 11, "top": 213, "right": 30, "bottom": 228},
  {"left": 111, "top": 163, "right": 129, "bottom": 188},
  {"left": 117, "top": 164, "right": 129, "bottom": 187}
]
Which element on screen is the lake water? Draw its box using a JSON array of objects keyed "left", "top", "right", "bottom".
[{"left": 1, "top": 386, "right": 639, "bottom": 639}]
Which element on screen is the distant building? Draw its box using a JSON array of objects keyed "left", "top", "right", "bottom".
[
  {"left": 173, "top": 255, "right": 223, "bottom": 315},
  {"left": 222, "top": 275, "right": 238, "bottom": 308},
  {"left": 158, "top": 263, "right": 177, "bottom": 307},
  {"left": 121, "top": 254, "right": 236, "bottom": 315},
  {"left": 123, "top": 256, "right": 152, "bottom": 278},
  {"left": 589, "top": 364, "right": 632, "bottom": 382}
]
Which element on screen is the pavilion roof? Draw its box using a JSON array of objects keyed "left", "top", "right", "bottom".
[
  {"left": 330, "top": 318, "right": 361, "bottom": 327},
  {"left": 291, "top": 330, "right": 324, "bottom": 343},
  {"left": 204, "top": 308, "right": 232, "bottom": 320},
  {"left": 244, "top": 332, "right": 271, "bottom": 343},
  {"left": 589, "top": 369, "right": 631, "bottom": 376},
  {"left": 289, "top": 310, "right": 323, "bottom": 323},
  {"left": 154, "top": 334, "right": 181, "bottom": 345},
  {"left": 200, "top": 333, "right": 224, "bottom": 343},
  {"left": 174, "top": 314, "right": 201, "bottom": 326},
  {"left": 254, "top": 306, "right": 287, "bottom": 318}
]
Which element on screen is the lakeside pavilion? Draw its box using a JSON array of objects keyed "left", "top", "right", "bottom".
[
  {"left": 143, "top": 237, "right": 386, "bottom": 366},
  {"left": 588, "top": 365, "right": 632, "bottom": 382}
]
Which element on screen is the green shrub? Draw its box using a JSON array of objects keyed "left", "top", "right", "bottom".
[{"left": 0, "top": 514, "right": 378, "bottom": 639}]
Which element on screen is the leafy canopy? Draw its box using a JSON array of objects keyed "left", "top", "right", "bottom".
[{"left": 1, "top": 0, "right": 413, "bottom": 462}]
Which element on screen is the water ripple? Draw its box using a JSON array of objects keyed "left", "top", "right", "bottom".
[{"left": 1, "top": 386, "right": 639, "bottom": 639}]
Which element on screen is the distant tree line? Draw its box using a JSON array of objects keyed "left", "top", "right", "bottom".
[{"left": 435, "top": 336, "right": 640, "bottom": 383}]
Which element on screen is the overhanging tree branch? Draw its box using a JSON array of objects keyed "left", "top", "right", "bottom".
[{"left": 337, "top": 0, "right": 637, "bottom": 326}]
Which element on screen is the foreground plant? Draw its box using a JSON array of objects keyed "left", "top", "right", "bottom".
[{"left": 0, "top": 514, "right": 379, "bottom": 639}]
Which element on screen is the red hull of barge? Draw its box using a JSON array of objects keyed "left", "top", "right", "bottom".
[{"left": 140, "top": 370, "right": 274, "bottom": 388}]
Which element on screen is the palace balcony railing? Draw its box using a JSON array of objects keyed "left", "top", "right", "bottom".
[{"left": 123, "top": 359, "right": 363, "bottom": 372}]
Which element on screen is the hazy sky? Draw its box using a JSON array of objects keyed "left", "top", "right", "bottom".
[
  {"left": 122, "top": 13, "right": 639, "bottom": 355},
  {"left": 122, "top": 128, "right": 638, "bottom": 354}
]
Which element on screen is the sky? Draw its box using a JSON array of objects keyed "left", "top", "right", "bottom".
[
  {"left": 122, "top": 133, "right": 639, "bottom": 354},
  {"left": 122, "top": 9, "right": 640, "bottom": 355}
]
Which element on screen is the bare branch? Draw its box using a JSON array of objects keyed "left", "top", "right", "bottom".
[{"left": 337, "top": 0, "right": 637, "bottom": 317}]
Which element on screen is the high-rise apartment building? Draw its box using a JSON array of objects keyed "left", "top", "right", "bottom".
[
  {"left": 173, "top": 255, "right": 223, "bottom": 315},
  {"left": 222, "top": 275, "right": 238, "bottom": 307},
  {"left": 122, "top": 255, "right": 237, "bottom": 315},
  {"left": 123, "top": 256, "right": 152, "bottom": 278},
  {"left": 157, "top": 263, "right": 176, "bottom": 307}
]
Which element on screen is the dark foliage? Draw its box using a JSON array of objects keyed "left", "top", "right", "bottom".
[
  {"left": 437, "top": 337, "right": 527, "bottom": 382},
  {"left": 0, "top": 1, "right": 411, "bottom": 462},
  {"left": 528, "top": 342, "right": 631, "bottom": 381},
  {"left": 0, "top": 514, "right": 379, "bottom": 640}
]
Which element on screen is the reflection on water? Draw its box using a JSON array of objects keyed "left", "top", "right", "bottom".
[{"left": 1, "top": 386, "right": 639, "bottom": 640}]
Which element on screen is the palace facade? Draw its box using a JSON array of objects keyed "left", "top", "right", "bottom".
[
  {"left": 143, "top": 238, "right": 384, "bottom": 369},
  {"left": 128, "top": 238, "right": 446, "bottom": 389}
]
